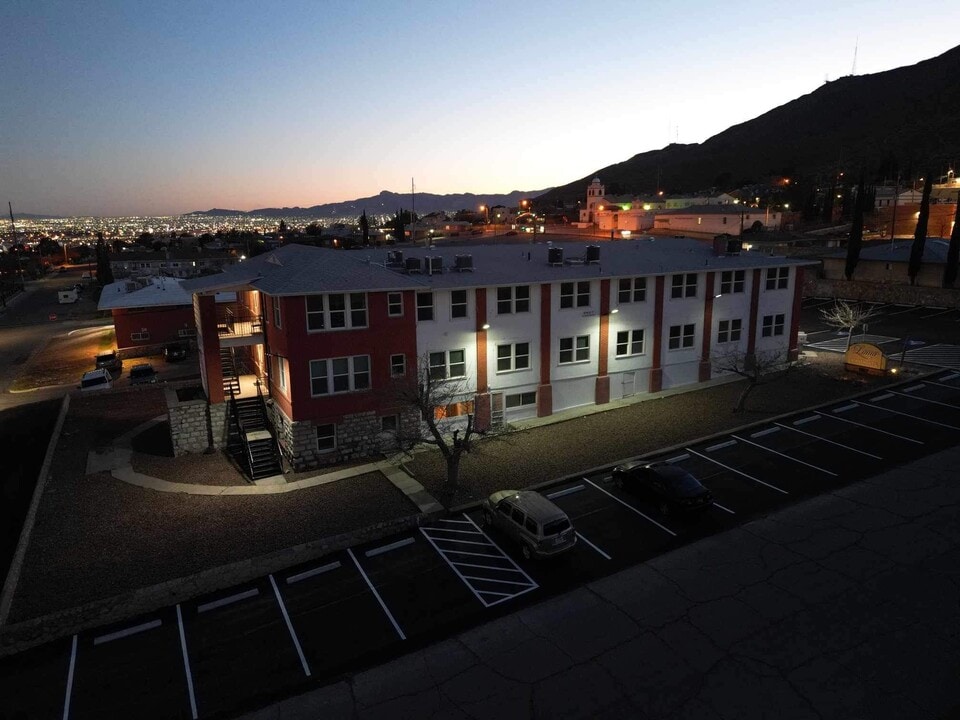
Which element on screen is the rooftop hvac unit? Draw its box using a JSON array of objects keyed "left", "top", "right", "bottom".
[
  {"left": 725, "top": 238, "right": 743, "bottom": 256},
  {"left": 387, "top": 250, "right": 404, "bottom": 266},
  {"left": 585, "top": 245, "right": 600, "bottom": 264},
  {"left": 427, "top": 256, "right": 443, "bottom": 275},
  {"left": 404, "top": 257, "right": 422, "bottom": 274},
  {"left": 548, "top": 247, "right": 564, "bottom": 266},
  {"left": 454, "top": 254, "right": 474, "bottom": 272}
]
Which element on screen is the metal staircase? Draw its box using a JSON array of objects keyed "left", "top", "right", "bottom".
[
  {"left": 220, "top": 347, "right": 241, "bottom": 397},
  {"left": 227, "top": 384, "right": 283, "bottom": 482}
]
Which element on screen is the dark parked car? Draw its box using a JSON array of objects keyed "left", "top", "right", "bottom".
[
  {"left": 129, "top": 363, "right": 158, "bottom": 385},
  {"left": 95, "top": 351, "right": 122, "bottom": 375},
  {"left": 612, "top": 462, "right": 713, "bottom": 515},
  {"left": 164, "top": 343, "right": 187, "bottom": 362}
]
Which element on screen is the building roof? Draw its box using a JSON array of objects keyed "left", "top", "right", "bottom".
[
  {"left": 98, "top": 276, "right": 234, "bottom": 310},
  {"left": 825, "top": 239, "right": 952, "bottom": 264},
  {"left": 182, "top": 237, "right": 816, "bottom": 297},
  {"left": 657, "top": 204, "right": 759, "bottom": 216}
]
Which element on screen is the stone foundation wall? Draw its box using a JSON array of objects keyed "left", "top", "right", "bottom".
[
  {"left": 166, "top": 388, "right": 210, "bottom": 455},
  {"left": 804, "top": 277, "right": 960, "bottom": 307},
  {"left": 209, "top": 402, "right": 228, "bottom": 450}
]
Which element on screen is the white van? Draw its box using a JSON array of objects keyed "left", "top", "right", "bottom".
[{"left": 58, "top": 289, "right": 79, "bottom": 304}]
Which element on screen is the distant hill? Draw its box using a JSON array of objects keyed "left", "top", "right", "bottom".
[
  {"left": 187, "top": 188, "right": 550, "bottom": 219},
  {"left": 538, "top": 44, "right": 960, "bottom": 206}
]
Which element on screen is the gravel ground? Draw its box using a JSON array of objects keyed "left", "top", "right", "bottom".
[
  {"left": 129, "top": 419, "right": 250, "bottom": 486},
  {"left": 407, "top": 356, "right": 901, "bottom": 507}
]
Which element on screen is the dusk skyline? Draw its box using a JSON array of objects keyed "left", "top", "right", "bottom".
[{"left": 3, "top": 0, "right": 958, "bottom": 217}]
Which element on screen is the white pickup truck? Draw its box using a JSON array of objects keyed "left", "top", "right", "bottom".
[{"left": 58, "top": 289, "right": 79, "bottom": 304}]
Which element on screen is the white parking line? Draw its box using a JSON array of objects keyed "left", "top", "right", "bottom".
[
  {"left": 575, "top": 532, "right": 612, "bottom": 560},
  {"left": 432, "top": 518, "right": 473, "bottom": 525},
  {"left": 582, "top": 478, "right": 677, "bottom": 536},
  {"left": 774, "top": 422, "right": 882, "bottom": 459},
  {"left": 347, "top": 548, "right": 406, "bottom": 640},
  {"left": 750, "top": 427, "right": 780, "bottom": 439},
  {"left": 922, "top": 378, "right": 960, "bottom": 390},
  {"left": 197, "top": 588, "right": 259, "bottom": 614},
  {"left": 176, "top": 605, "right": 198, "bottom": 720},
  {"left": 887, "top": 305, "right": 922, "bottom": 316},
  {"left": 286, "top": 560, "right": 341, "bottom": 584},
  {"left": 730, "top": 434, "right": 837, "bottom": 476},
  {"left": 854, "top": 401, "right": 960, "bottom": 431},
  {"left": 685, "top": 448, "right": 789, "bottom": 495},
  {"left": 817, "top": 410, "right": 924, "bottom": 444},
  {"left": 62, "top": 635, "right": 77, "bottom": 720},
  {"left": 546, "top": 484, "right": 585, "bottom": 499},
  {"left": 365, "top": 537, "right": 415, "bottom": 558},
  {"left": 921, "top": 308, "right": 955, "bottom": 318},
  {"left": 940, "top": 372, "right": 960, "bottom": 382},
  {"left": 664, "top": 454, "right": 690, "bottom": 463},
  {"left": 269, "top": 575, "right": 311, "bottom": 677},
  {"left": 93, "top": 619, "right": 162, "bottom": 645},
  {"left": 793, "top": 415, "right": 819, "bottom": 425},
  {"left": 888, "top": 390, "right": 960, "bottom": 411},
  {"left": 712, "top": 502, "right": 736, "bottom": 515},
  {"left": 705, "top": 439, "right": 737, "bottom": 452}
]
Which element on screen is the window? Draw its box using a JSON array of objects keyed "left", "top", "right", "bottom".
[
  {"left": 765, "top": 267, "right": 789, "bottom": 290},
  {"left": 762, "top": 313, "right": 785, "bottom": 337},
  {"left": 720, "top": 270, "right": 745, "bottom": 295},
  {"left": 496, "top": 342, "right": 531, "bottom": 372},
  {"left": 275, "top": 356, "right": 287, "bottom": 391},
  {"left": 668, "top": 324, "right": 695, "bottom": 350},
  {"left": 618, "top": 277, "right": 646, "bottom": 303},
  {"left": 450, "top": 289, "right": 468, "bottom": 319},
  {"left": 380, "top": 415, "right": 398, "bottom": 433},
  {"left": 387, "top": 292, "right": 403, "bottom": 317},
  {"left": 309, "top": 356, "right": 371, "bottom": 396},
  {"left": 390, "top": 353, "right": 406, "bottom": 377},
  {"left": 559, "top": 335, "right": 590, "bottom": 364},
  {"left": 316, "top": 424, "right": 336, "bottom": 452},
  {"left": 497, "top": 285, "right": 530, "bottom": 314},
  {"left": 416, "top": 291, "right": 434, "bottom": 321},
  {"left": 306, "top": 293, "right": 367, "bottom": 331},
  {"left": 671, "top": 273, "right": 697, "bottom": 299},
  {"left": 615, "top": 329, "right": 645, "bottom": 357},
  {"left": 131, "top": 330, "right": 150, "bottom": 341},
  {"left": 273, "top": 298, "right": 282, "bottom": 328},
  {"left": 505, "top": 391, "right": 537, "bottom": 409},
  {"left": 178, "top": 327, "right": 197, "bottom": 338},
  {"left": 717, "top": 319, "right": 742, "bottom": 344},
  {"left": 428, "top": 349, "right": 466, "bottom": 380},
  {"left": 560, "top": 281, "right": 590, "bottom": 308}
]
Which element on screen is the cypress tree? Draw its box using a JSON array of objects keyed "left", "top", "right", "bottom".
[
  {"left": 944, "top": 200, "right": 960, "bottom": 288},
  {"left": 908, "top": 174, "right": 932, "bottom": 285},
  {"left": 845, "top": 176, "right": 865, "bottom": 280},
  {"left": 359, "top": 210, "right": 370, "bottom": 245}
]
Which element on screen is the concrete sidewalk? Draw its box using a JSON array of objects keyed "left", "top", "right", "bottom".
[{"left": 238, "top": 445, "right": 960, "bottom": 720}]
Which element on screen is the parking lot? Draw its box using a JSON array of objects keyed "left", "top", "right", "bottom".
[{"left": 2, "top": 369, "right": 960, "bottom": 719}]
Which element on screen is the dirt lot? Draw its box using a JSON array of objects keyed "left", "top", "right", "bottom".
[{"left": 9, "top": 326, "right": 115, "bottom": 391}]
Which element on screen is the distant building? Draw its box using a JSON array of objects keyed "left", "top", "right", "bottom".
[
  {"left": 109, "top": 249, "right": 236, "bottom": 280},
  {"left": 654, "top": 204, "right": 781, "bottom": 237},
  {"left": 821, "top": 239, "right": 954, "bottom": 288}
]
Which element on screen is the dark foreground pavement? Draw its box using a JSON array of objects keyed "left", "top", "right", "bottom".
[{"left": 238, "top": 444, "right": 960, "bottom": 720}]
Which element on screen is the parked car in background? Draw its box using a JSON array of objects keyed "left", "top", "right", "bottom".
[
  {"left": 95, "top": 351, "right": 122, "bottom": 375},
  {"left": 129, "top": 363, "right": 158, "bottom": 385},
  {"left": 164, "top": 343, "right": 187, "bottom": 362},
  {"left": 612, "top": 461, "right": 713, "bottom": 515},
  {"left": 79, "top": 368, "right": 113, "bottom": 392},
  {"left": 482, "top": 490, "right": 577, "bottom": 559}
]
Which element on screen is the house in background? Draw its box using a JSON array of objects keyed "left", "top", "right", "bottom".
[
  {"left": 110, "top": 249, "right": 236, "bottom": 280},
  {"left": 654, "top": 204, "right": 782, "bottom": 237}
]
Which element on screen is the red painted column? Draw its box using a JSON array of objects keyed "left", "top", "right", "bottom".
[
  {"left": 596, "top": 278, "right": 611, "bottom": 404},
  {"left": 699, "top": 272, "right": 715, "bottom": 382},
  {"left": 746, "top": 268, "right": 762, "bottom": 364},
  {"left": 788, "top": 266, "right": 804, "bottom": 361},
  {"left": 537, "top": 283, "right": 553, "bottom": 417},
  {"left": 196, "top": 294, "right": 224, "bottom": 404},
  {"left": 649, "top": 276, "right": 665, "bottom": 393},
  {"left": 474, "top": 288, "right": 491, "bottom": 431}
]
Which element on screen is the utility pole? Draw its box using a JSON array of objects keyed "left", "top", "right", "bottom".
[{"left": 8, "top": 202, "right": 25, "bottom": 290}]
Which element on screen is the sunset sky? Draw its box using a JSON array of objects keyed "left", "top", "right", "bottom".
[{"left": 2, "top": 1, "right": 958, "bottom": 217}]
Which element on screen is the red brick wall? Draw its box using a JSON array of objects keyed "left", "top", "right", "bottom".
[{"left": 112, "top": 306, "right": 195, "bottom": 351}]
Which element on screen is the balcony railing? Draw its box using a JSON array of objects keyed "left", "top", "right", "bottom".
[{"left": 217, "top": 305, "right": 263, "bottom": 339}]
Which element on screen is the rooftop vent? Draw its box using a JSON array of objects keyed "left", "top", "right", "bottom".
[
  {"left": 454, "top": 254, "right": 474, "bottom": 272},
  {"left": 427, "top": 256, "right": 443, "bottom": 275},
  {"left": 548, "top": 247, "right": 564, "bottom": 266},
  {"left": 585, "top": 245, "right": 600, "bottom": 264},
  {"left": 404, "top": 257, "right": 422, "bottom": 274},
  {"left": 387, "top": 249, "right": 404, "bottom": 267},
  {"left": 712, "top": 235, "right": 742, "bottom": 256}
]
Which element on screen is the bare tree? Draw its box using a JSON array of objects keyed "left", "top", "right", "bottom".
[
  {"left": 819, "top": 300, "right": 880, "bottom": 350},
  {"left": 388, "top": 354, "right": 485, "bottom": 495},
  {"left": 712, "top": 348, "right": 789, "bottom": 413}
]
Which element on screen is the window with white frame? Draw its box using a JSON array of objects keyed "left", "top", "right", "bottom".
[
  {"left": 717, "top": 319, "right": 742, "bottom": 344},
  {"left": 765, "top": 267, "right": 789, "bottom": 290},
  {"left": 390, "top": 353, "right": 406, "bottom": 377},
  {"left": 131, "top": 330, "right": 150, "bottom": 341},
  {"left": 416, "top": 291, "right": 434, "bottom": 321},
  {"left": 615, "top": 329, "right": 645, "bottom": 357},
  {"left": 275, "top": 356, "right": 287, "bottom": 391},
  {"left": 618, "top": 277, "right": 646, "bottom": 303},
  {"left": 316, "top": 424, "right": 336, "bottom": 452},
  {"left": 496, "top": 342, "right": 531, "bottom": 372},
  {"left": 668, "top": 323, "right": 695, "bottom": 350},
  {"left": 560, "top": 281, "right": 590, "bottom": 309},
  {"left": 719, "top": 270, "right": 745, "bottom": 295},
  {"left": 273, "top": 297, "right": 282, "bottom": 328},
  {"left": 671, "top": 273, "right": 697, "bottom": 299},
  {"left": 761, "top": 313, "right": 785, "bottom": 337},
  {"left": 450, "top": 289, "right": 468, "bottom": 319},
  {"left": 497, "top": 285, "right": 530, "bottom": 314},
  {"left": 428, "top": 349, "right": 466, "bottom": 380},
  {"left": 559, "top": 335, "right": 590, "bottom": 364},
  {"left": 305, "top": 293, "right": 367, "bottom": 331},
  {"left": 505, "top": 391, "right": 537, "bottom": 409},
  {"left": 387, "top": 292, "right": 403, "bottom": 317},
  {"left": 309, "top": 356, "right": 371, "bottom": 396}
]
